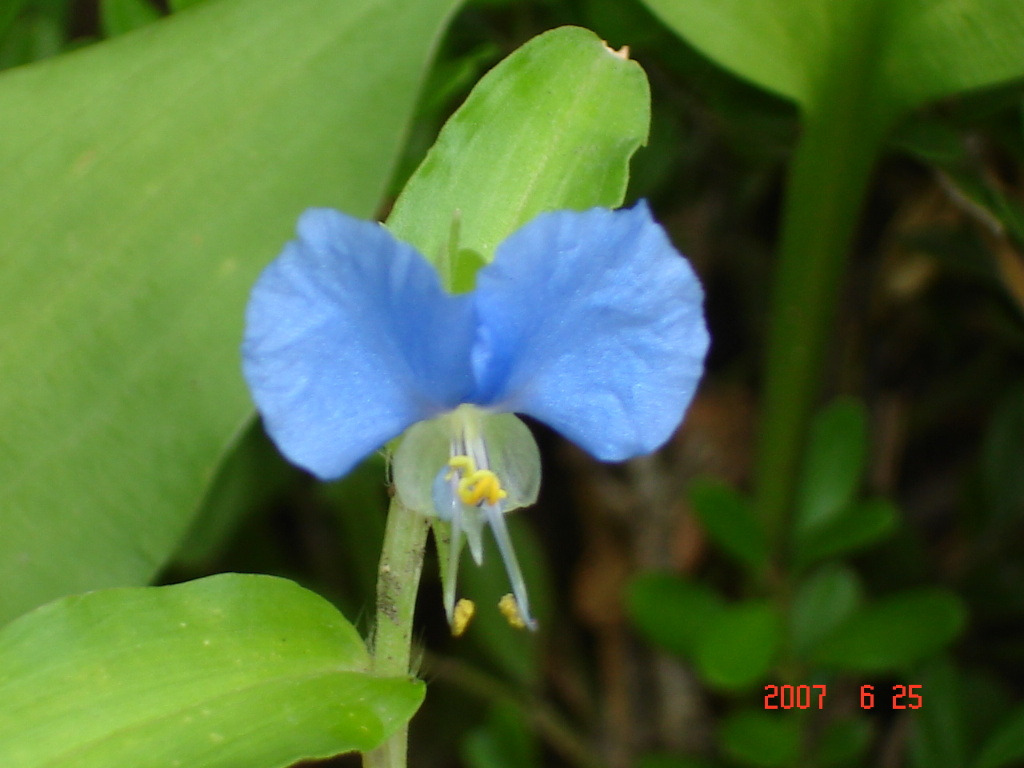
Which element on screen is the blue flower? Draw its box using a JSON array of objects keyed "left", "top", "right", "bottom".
[{"left": 242, "top": 202, "right": 709, "bottom": 630}]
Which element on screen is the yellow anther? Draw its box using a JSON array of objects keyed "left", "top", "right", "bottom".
[
  {"left": 452, "top": 598, "right": 476, "bottom": 637},
  {"left": 458, "top": 470, "right": 507, "bottom": 506},
  {"left": 446, "top": 455, "right": 507, "bottom": 506},
  {"left": 498, "top": 593, "right": 527, "bottom": 630},
  {"left": 446, "top": 455, "right": 476, "bottom": 479}
]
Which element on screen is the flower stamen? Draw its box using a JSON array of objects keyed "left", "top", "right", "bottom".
[
  {"left": 458, "top": 470, "right": 507, "bottom": 506},
  {"left": 498, "top": 593, "right": 527, "bottom": 630},
  {"left": 432, "top": 426, "right": 539, "bottom": 632},
  {"left": 452, "top": 598, "right": 476, "bottom": 637},
  {"left": 446, "top": 455, "right": 509, "bottom": 506}
]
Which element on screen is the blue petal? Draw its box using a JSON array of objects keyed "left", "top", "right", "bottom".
[
  {"left": 471, "top": 202, "right": 709, "bottom": 461},
  {"left": 242, "top": 208, "right": 475, "bottom": 480}
]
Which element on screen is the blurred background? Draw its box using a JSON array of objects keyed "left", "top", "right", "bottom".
[{"left": 4, "top": 1, "right": 1024, "bottom": 767}]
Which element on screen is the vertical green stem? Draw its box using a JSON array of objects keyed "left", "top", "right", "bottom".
[
  {"left": 363, "top": 497, "right": 431, "bottom": 768},
  {"left": 752, "top": 102, "right": 885, "bottom": 558}
]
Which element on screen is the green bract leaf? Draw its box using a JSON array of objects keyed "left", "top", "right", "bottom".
[
  {"left": 0, "top": 0, "right": 460, "bottom": 626},
  {"left": 0, "top": 574, "right": 424, "bottom": 767},
  {"left": 394, "top": 412, "right": 540, "bottom": 516},
  {"left": 719, "top": 709, "right": 801, "bottom": 768},
  {"left": 694, "top": 601, "right": 782, "bottom": 691},
  {"left": 641, "top": 0, "right": 1024, "bottom": 120},
  {"left": 386, "top": 25, "right": 650, "bottom": 282},
  {"left": 814, "top": 588, "right": 967, "bottom": 672},
  {"left": 689, "top": 478, "right": 768, "bottom": 572}
]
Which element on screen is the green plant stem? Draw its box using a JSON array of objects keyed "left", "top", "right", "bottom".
[
  {"left": 363, "top": 497, "right": 431, "bottom": 768},
  {"left": 752, "top": 100, "right": 886, "bottom": 560}
]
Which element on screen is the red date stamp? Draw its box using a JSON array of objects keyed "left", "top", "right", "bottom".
[
  {"left": 764, "top": 684, "right": 828, "bottom": 709},
  {"left": 764, "top": 684, "right": 923, "bottom": 710}
]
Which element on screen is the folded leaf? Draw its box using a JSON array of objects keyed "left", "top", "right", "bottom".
[{"left": 0, "top": 574, "right": 424, "bottom": 768}]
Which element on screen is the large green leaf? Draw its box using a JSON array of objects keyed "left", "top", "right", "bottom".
[
  {"left": 0, "top": 0, "right": 460, "bottom": 625},
  {"left": 641, "top": 0, "right": 1024, "bottom": 118},
  {"left": 0, "top": 574, "right": 424, "bottom": 767},
  {"left": 386, "top": 25, "right": 650, "bottom": 282},
  {"left": 881, "top": 0, "right": 1024, "bottom": 111},
  {"left": 639, "top": 0, "right": 830, "bottom": 107}
]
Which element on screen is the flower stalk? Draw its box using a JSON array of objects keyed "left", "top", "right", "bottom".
[{"left": 363, "top": 496, "right": 431, "bottom": 768}]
